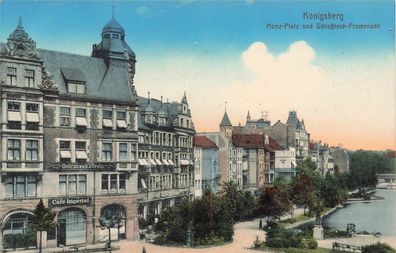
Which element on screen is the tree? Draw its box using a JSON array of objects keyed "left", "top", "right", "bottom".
[
  {"left": 257, "top": 185, "right": 291, "bottom": 223},
  {"left": 30, "top": 199, "right": 56, "bottom": 253},
  {"left": 291, "top": 174, "right": 316, "bottom": 215}
]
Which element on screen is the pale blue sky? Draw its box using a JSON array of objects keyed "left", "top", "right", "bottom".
[{"left": 0, "top": 1, "right": 395, "bottom": 150}]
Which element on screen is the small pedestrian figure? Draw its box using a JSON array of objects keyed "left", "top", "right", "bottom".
[
  {"left": 142, "top": 246, "right": 147, "bottom": 253},
  {"left": 259, "top": 218, "right": 263, "bottom": 229}
]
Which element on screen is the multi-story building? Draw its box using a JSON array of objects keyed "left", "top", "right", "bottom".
[
  {"left": 310, "top": 142, "right": 335, "bottom": 177},
  {"left": 136, "top": 94, "right": 195, "bottom": 219},
  {"left": 0, "top": 16, "right": 140, "bottom": 250},
  {"left": 234, "top": 110, "right": 310, "bottom": 162},
  {"left": 274, "top": 147, "right": 297, "bottom": 181},
  {"left": 194, "top": 136, "right": 219, "bottom": 196},
  {"left": 199, "top": 111, "right": 284, "bottom": 192}
]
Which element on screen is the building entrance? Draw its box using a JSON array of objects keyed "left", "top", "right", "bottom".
[{"left": 57, "top": 208, "right": 86, "bottom": 246}]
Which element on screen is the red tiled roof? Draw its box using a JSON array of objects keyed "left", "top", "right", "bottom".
[
  {"left": 232, "top": 134, "right": 265, "bottom": 148},
  {"left": 267, "top": 137, "right": 284, "bottom": 151},
  {"left": 194, "top": 136, "right": 218, "bottom": 148},
  {"left": 231, "top": 134, "right": 284, "bottom": 151}
]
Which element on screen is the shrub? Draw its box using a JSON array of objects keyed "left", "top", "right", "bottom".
[
  {"left": 138, "top": 217, "right": 148, "bottom": 229},
  {"left": 3, "top": 233, "right": 35, "bottom": 250},
  {"left": 306, "top": 238, "right": 318, "bottom": 249},
  {"left": 362, "top": 242, "right": 395, "bottom": 253}
]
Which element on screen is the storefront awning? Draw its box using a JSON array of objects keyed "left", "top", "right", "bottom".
[
  {"left": 149, "top": 159, "right": 157, "bottom": 166},
  {"left": 7, "top": 111, "right": 21, "bottom": 122},
  {"left": 60, "top": 150, "right": 71, "bottom": 158},
  {"left": 189, "top": 160, "right": 194, "bottom": 165},
  {"left": 75, "top": 117, "right": 87, "bottom": 127},
  {"left": 162, "top": 160, "right": 169, "bottom": 166},
  {"left": 102, "top": 119, "right": 113, "bottom": 128},
  {"left": 155, "top": 159, "right": 162, "bottom": 165},
  {"left": 76, "top": 151, "right": 88, "bottom": 159},
  {"left": 116, "top": 120, "right": 127, "bottom": 129},
  {"left": 26, "top": 113, "right": 39, "bottom": 122},
  {"left": 168, "top": 160, "right": 175, "bottom": 166},
  {"left": 291, "top": 161, "right": 297, "bottom": 167}
]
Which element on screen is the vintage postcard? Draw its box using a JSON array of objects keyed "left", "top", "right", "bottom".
[{"left": 0, "top": 0, "right": 395, "bottom": 253}]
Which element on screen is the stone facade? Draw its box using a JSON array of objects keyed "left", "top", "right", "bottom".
[
  {"left": 0, "top": 16, "right": 140, "bottom": 251},
  {"left": 136, "top": 93, "right": 195, "bottom": 219}
]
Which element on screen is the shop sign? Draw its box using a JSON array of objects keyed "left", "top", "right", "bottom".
[
  {"left": 49, "top": 162, "right": 116, "bottom": 171},
  {"left": 49, "top": 197, "right": 92, "bottom": 207}
]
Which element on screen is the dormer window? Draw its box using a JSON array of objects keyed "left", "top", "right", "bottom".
[
  {"left": 61, "top": 68, "right": 86, "bottom": 94},
  {"left": 68, "top": 82, "right": 86, "bottom": 94}
]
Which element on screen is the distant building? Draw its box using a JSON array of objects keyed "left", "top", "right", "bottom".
[
  {"left": 274, "top": 147, "right": 297, "bottom": 181},
  {"left": 310, "top": 142, "right": 335, "bottom": 176},
  {"left": 194, "top": 136, "right": 219, "bottom": 195},
  {"left": 233, "top": 110, "right": 310, "bottom": 163}
]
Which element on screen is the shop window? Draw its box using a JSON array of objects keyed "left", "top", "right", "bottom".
[
  {"left": 60, "top": 107, "right": 71, "bottom": 127},
  {"left": 6, "top": 67, "right": 17, "bottom": 86},
  {"left": 26, "top": 140, "right": 39, "bottom": 161}
]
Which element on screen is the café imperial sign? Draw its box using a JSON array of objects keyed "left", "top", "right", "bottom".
[
  {"left": 49, "top": 162, "right": 115, "bottom": 171},
  {"left": 49, "top": 197, "right": 92, "bottom": 207}
]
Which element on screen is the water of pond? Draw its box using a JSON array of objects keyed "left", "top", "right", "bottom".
[{"left": 322, "top": 189, "right": 396, "bottom": 236}]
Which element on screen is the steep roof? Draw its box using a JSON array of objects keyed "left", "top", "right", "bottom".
[
  {"left": 231, "top": 134, "right": 283, "bottom": 151},
  {"left": 232, "top": 134, "right": 265, "bottom": 148},
  {"left": 266, "top": 137, "right": 284, "bottom": 151},
  {"left": 38, "top": 49, "right": 134, "bottom": 103},
  {"left": 194, "top": 136, "right": 218, "bottom": 148},
  {"left": 220, "top": 111, "right": 232, "bottom": 127}
]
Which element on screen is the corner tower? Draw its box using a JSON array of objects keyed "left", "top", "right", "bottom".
[{"left": 91, "top": 12, "right": 137, "bottom": 86}]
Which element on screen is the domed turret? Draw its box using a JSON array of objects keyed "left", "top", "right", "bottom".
[
  {"left": 92, "top": 12, "right": 135, "bottom": 60},
  {"left": 102, "top": 15, "right": 125, "bottom": 35}
]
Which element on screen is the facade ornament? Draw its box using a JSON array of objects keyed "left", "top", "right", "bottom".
[
  {"left": 39, "top": 68, "right": 58, "bottom": 91},
  {"left": 0, "top": 18, "right": 41, "bottom": 60}
]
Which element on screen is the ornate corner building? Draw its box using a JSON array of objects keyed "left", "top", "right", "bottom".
[{"left": 0, "top": 16, "right": 143, "bottom": 250}]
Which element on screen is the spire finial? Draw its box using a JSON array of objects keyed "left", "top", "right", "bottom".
[
  {"left": 161, "top": 96, "right": 163, "bottom": 107},
  {"left": 112, "top": 3, "right": 115, "bottom": 19},
  {"left": 17, "top": 16, "right": 23, "bottom": 29},
  {"left": 148, "top": 91, "right": 150, "bottom": 104},
  {"left": 225, "top": 101, "right": 227, "bottom": 112}
]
